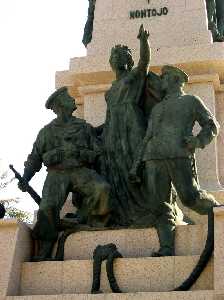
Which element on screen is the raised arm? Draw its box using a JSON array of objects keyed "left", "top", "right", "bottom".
[{"left": 137, "top": 24, "right": 151, "bottom": 73}]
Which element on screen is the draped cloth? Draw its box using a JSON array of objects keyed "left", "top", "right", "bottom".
[{"left": 101, "top": 68, "right": 182, "bottom": 226}]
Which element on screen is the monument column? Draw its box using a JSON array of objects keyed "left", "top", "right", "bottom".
[{"left": 78, "top": 84, "right": 110, "bottom": 126}]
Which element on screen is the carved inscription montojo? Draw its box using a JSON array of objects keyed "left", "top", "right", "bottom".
[{"left": 130, "top": 7, "right": 168, "bottom": 19}]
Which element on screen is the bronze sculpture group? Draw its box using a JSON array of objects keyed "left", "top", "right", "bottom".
[{"left": 18, "top": 25, "right": 220, "bottom": 261}]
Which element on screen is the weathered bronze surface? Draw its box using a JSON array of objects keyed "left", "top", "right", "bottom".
[
  {"left": 91, "top": 243, "right": 122, "bottom": 294},
  {"left": 16, "top": 19, "right": 221, "bottom": 267},
  {"left": 206, "top": 0, "right": 224, "bottom": 41},
  {"left": 18, "top": 87, "right": 111, "bottom": 261},
  {"left": 101, "top": 25, "right": 149, "bottom": 226},
  {"left": 216, "top": 0, "right": 224, "bottom": 36},
  {"left": 82, "top": 0, "right": 96, "bottom": 47},
  {"left": 100, "top": 25, "right": 183, "bottom": 229},
  {"left": 131, "top": 65, "right": 220, "bottom": 256}
]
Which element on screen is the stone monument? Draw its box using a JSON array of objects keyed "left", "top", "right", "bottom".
[{"left": 1, "top": 0, "right": 224, "bottom": 299}]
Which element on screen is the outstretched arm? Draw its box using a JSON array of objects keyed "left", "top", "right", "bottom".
[{"left": 137, "top": 24, "right": 151, "bottom": 74}]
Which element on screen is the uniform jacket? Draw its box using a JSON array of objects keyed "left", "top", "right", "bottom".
[
  {"left": 24, "top": 117, "right": 100, "bottom": 175},
  {"left": 143, "top": 92, "right": 219, "bottom": 160}
]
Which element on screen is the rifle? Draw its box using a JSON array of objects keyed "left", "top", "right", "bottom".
[{"left": 9, "top": 165, "right": 41, "bottom": 205}]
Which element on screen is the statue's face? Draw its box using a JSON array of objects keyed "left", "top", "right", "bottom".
[
  {"left": 161, "top": 72, "right": 176, "bottom": 92},
  {"left": 160, "top": 72, "right": 168, "bottom": 92},
  {"left": 109, "top": 49, "right": 127, "bottom": 71},
  {"left": 59, "top": 92, "right": 77, "bottom": 114}
]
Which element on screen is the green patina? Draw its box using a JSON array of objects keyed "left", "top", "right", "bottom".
[{"left": 19, "top": 87, "right": 111, "bottom": 261}]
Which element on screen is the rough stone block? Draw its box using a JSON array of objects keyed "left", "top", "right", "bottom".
[
  {"left": 89, "top": 9, "right": 210, "bottom": 57},
  {"left": 185, "top": 0, "right": 206, "bottom": 10},
  {"left": 0, "top": 220, "right": 32, "bottom": 296},
  {"left": 8, "top": 297, "right": 62, "bottom": 300},
  {"left": 20, "top": 262, "right": 63, "bottom": 295},
  {"left": 174, "top": 256, "right": 214, "bottom": 290},
  {"left": 20, "top": 256, "right": 213, "bottom": 295},
  {"left": 214, "top": 207, "right": 224, "bottom": 290},
  {"left": 62, "top": 260, "right": 92, "bottom": 294},
  {"left": 68, "top": 42, "right": 224, "bottom": 77},
  {"left": 64, "top": 225, "right": 206, "bottom": 260},
  {"left": 6, "top": 291, "right": 215, "bottom": 300}
]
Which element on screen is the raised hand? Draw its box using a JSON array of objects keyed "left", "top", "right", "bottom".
[{"left": 137, "top": 24, "right": 150, "bottom": 40}]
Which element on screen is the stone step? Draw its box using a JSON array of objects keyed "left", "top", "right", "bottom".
[
  {"left": 8, "top": 291, "right": 215, "bottom": 300},
  {"left": 20, "top": 256, "right": 213, "bottom": 295},
  {"left": 62, "top": 224, "right": 207, "bottom": 260}
]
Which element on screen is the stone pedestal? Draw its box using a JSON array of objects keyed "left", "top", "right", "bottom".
[
  {"left": 0, "top": 207, "right": 222, "bottom": 298},
  {"left": 214, "top": 206, "right": 224, "bottom": 291},
  {"left": 0, "top": 220, "right": 31, "bottom": 296}
]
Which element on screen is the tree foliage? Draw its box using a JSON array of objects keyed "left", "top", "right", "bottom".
[
  {"left": 0, "top": 198, "right": 32, "bottom": 223},
  {"left": 0, "top": 170, "right": 32, "bottom": 223}
]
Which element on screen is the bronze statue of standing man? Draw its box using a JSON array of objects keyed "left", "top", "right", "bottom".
[{"left": 131, "top": 65, "right": 220, "bottom": 256}]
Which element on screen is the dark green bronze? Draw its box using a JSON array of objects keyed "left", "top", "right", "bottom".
[
  {"left": 91, "top": 243, "right": 122, "bottom": 294},
  {"left": 216, "top": 0, "right": 224, "bottom": 36},
  {"left": 82, "top": 0, "right": 96, "bottom": 47},
  {"left": 18, "top": 87, "right": 111, "bottom": 261},
  {"left": 206, "top": 0, "right": 224, "bottom": 41},
  {"left": 101, "top": 25, "right": 182, "bottom": 228},
  {"left": 130, "top": 65, "right": 220, "bottom": 256},
  {"left": 101, "top": 24, "right": 149, "bottom": 226}
]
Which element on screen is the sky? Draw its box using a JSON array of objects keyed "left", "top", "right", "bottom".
[{"left": 0, "top": 0, "right": 89, "bottom": 214}]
